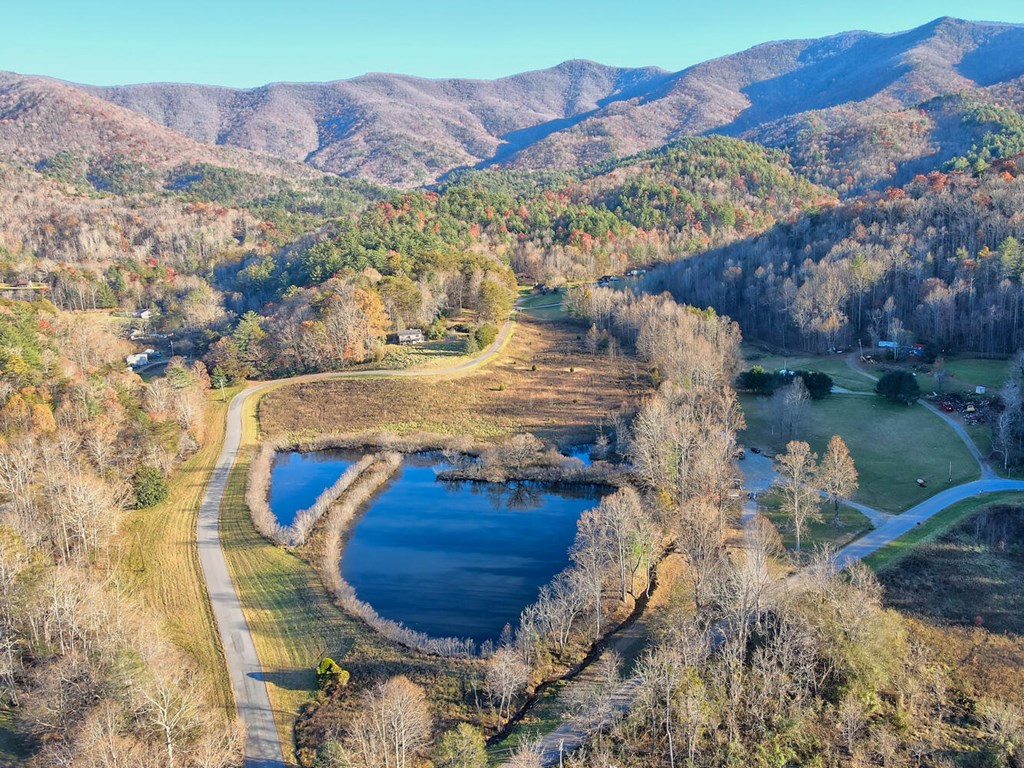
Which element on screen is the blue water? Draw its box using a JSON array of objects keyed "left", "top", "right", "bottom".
[
  {"left": 340, "top": 454, "right": 604, "bottom": 643},
  {"left": 269, "top": 449, "right": 361, "bottom": 527}
]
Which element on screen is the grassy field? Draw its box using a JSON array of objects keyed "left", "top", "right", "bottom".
[
  {"left": 941, "top": 358, "right": 1010, "bottom": 390},
  {"left": 110, "top": 388, "right": 243, "bottom": 716},
  {"left": 863, "top": 491, "right": 1024, "bottom": 571},
  {"left": 741, "top": 346, "right": 874, "bottom": 392},
  {"left": 907, "top": 357, "right": 1009, "bottom": 395},
  {"left": 260, "top": 320, "right": 644, "bottom": 447},
  {"left": 757, "top": 494, "right": 873, "bottom": 552},
  {"left": 740, "top": 394, "right": 979, "bottom": 513},
  {"left": 877, "top": 501, "right": 1024, "bottom": 634},
  {"left": 518, "top": 289, "right": 568, "bottom": 322}
]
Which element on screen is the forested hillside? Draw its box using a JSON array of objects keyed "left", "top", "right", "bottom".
[
  {"left": 51, "top": 18, "right": 1023, "bottom": 188},
  {"left": 0, "top": 134, "right": 826, "bottom": 380},
  {"left": 648, "top": 158, "right": 1024, "bottom": 354},
  {"left": 0, "top": 300, "right": 234, "bottom": 764}
]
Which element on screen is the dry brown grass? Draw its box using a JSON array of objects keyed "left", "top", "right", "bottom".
[
  {"left": 111, "top": 389, "right": 238, "bottom": 718},
  {"left": 259, "top": 319, "right": 647, "bottom": 445},
  {"left": 906, "top": 619, "right": 1024, "bottom": 708}
]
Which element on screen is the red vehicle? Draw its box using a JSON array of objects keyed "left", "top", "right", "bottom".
[{"left": 939, "top": 401, "right": 955, "bottom": 412}]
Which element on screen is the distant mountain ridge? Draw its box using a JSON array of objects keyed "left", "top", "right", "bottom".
[{"left": 2, "top": 17, "right": 1024, "bottom": 189}]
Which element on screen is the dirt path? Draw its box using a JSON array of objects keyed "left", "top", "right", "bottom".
[{"left": 198, "top": 314, "right": 518, "bottom": 767}]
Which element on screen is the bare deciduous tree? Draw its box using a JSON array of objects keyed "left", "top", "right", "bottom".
[
  {"left": 345, "top": 676, "right": 432, "bottom": 768},
  {"left": 485, "top": 647, "right": 531, "bottom": 725},
  {"left": 774, "top": 440, "right": 820, "bottom": 553}
]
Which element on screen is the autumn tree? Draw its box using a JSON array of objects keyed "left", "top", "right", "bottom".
[
  {"left": 819, "top": 435, "right": 858, "bottom": 526},
  {"left": 433, "top": 723, "right": 487, "bottom": 768}
]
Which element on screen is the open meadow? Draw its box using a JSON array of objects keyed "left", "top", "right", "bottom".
[
  {"left": 740, "top": 393, "right": 979, "bottom": 513},
  {"left": 259, "top": 319, "right": 642, "bottom": 445}
]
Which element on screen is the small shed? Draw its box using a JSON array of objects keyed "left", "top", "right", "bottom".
[
  {"left": 976, "top": 385, "right": 987, "bottom": 395},
  {"left": 387, "top": 329, "right": 424, "bottom": 345},
  {"left": 126, "top": 353, "right": 149, "bottom": 368}
]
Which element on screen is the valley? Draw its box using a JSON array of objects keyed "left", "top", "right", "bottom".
[{"left": 2, "top": 12, "right": 1024, "bottom": 768}]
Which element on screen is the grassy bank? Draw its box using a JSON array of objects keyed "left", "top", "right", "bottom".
[
  {"left": 112, "top": 387, "right": 244, "bottom": 716},
  {"left": 877, "top": 499, "right": 1024, "bottom": 633},
  {"left": 864, "top": 490, "right": 1024, "bottom": 571}
]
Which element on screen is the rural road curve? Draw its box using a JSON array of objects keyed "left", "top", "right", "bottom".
[
  {"left": 832, "top": 477, "right": 1024, "bottom": 566},
  {"left": 198, "top": 314, "right": 519, "bottom": 767}
]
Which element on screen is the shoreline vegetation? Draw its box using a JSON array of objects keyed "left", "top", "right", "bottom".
[{"left": 244, "top": 430, "right": 635, "bottom": 658}]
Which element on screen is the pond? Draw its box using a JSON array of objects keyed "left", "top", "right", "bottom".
[
  {"left": 340, "top": 454, "right": 605, "bottom": 643},
  {"left": 269, "top": 449, "right": 361, "bottom": 527}
]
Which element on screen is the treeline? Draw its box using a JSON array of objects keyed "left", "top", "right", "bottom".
[
  {"left": 650, "top": 159, "right": 1024, "bottom": 355},
  {"left": 489, "top": 291, "right": 746, "bottom": 725},
  {"left": 0, "top": 301, "right": 237, "bottom": 765}
]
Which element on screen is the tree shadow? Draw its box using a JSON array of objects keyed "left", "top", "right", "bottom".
[{"left": 248, "top": 668, "right": 314, "bottom": 691}]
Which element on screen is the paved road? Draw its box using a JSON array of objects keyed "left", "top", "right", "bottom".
[
  {"left": 198, "top": 316, "right": 518, "bottom": 767},
  {"left": 832, "top": 477, "right": 1024, "bottom": 566}
]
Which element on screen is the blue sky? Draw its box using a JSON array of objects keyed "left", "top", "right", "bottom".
[{"left": 3, "top": 0, "right": 1024, "bottom": 87}]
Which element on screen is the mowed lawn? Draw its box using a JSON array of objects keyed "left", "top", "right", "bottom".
[
  {"left": 758, "top": 495, "right": 873, "bottom": 551},
  {"left": 741, "top": 346, "right": 874, "bottom": 392},
  {"left": 911, "top": 357, "right": 1009, "bottom": 395},
  {"left": 943, "top": 358, "right": 1010, "bottom": 390},
  {"left": 517, "top": 288, "right": 567, "bottom": 322},
  {"left": 740, "top": 394, "right": 979, "bottom": 513}
]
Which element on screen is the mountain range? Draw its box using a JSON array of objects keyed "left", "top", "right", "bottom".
[{"left": 2, "top": 16, "right": 1023, "bottom": 189}]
